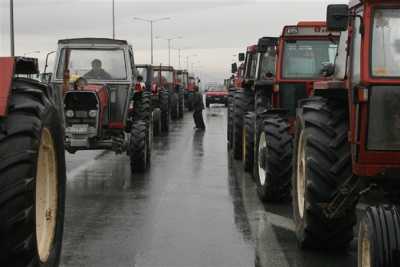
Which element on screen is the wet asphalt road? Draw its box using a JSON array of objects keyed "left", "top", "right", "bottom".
[{"left": 60, "top": 106, "right": 357, "bottom": 267}]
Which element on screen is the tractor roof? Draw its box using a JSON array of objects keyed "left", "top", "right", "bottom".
[
  {"left": 246, "top": 45, "right": 257, "bottom": 53},
  {"left": 58, "top": 38, "right": 128, "bottom": 45},
  {"left": 136, "top": 64, "right": 152, "bottom": 68},
  {"left": 282, "top": 21, "right": 340, "bottom": 37},
  {"left": 153, "top": 65, "right": 174, "bottom": 71}
]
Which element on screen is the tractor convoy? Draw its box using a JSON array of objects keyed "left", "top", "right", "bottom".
[
  {"left": 0, "top": 36, "right": 198, "bottom": 266},
  {"left": 228, "top": 0, "right": 400, "bottom": 266},
  {"left": 1, "top": 0, "right": 400, "bottom": 266}
]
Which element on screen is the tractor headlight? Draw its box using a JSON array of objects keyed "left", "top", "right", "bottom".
[
  {"left": 66, "top": 110, "right": 74, "bottom": 118},
  {"left": 88, "top": 110, "right": 98, "bottom": 118}
]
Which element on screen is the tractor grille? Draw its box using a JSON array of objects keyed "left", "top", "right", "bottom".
[
  {"left": 367, "top": 86, "right": 400, "bottom": 151},
  {"left": 279, "top": 83, "right": 308, "bottom": 117},
  {"left": 64, "top": 92, "right": 98, "bottom": 127}
]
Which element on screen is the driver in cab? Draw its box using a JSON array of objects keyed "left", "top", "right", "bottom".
[{"left": 84, "top": 59, "right": 113, "bottom": 80}]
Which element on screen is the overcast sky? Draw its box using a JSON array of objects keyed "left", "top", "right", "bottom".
[{"left": 0, "top": 0, "right": 347, "bottom": 84}]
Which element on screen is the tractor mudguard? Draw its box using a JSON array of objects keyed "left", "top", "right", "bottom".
[
  {"left": 0, "top": 57, "right": 40, "bottom": 117},
  {"left": 0, "top": 58, "right": 16, "bottom": 117},
  {"left": 257, "top": 108, "right": 288, "bottom": 120}
]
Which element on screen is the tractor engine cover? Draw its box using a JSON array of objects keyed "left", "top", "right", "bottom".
[{"left": 64, "top": 84, "right": 109, "bottom": 148}]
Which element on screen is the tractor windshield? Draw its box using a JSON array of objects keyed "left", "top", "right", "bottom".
[
  {"left": 56, "top": 48, "right": 127, "bottom": 81},
  {"left": 282, "top": 40, "right": 338, "bottom": 79},
  {"left": 137, "top": 67, "right": 148, "bottom": 81},
  {"left": 371, "top": 8, "right": 400, "bottom": 77},
  {"left": 259, "top": 48, "right": 276, "bottom": 79},
  {"left": 153, "top": 70, "right": 173, "bottom": 84}
]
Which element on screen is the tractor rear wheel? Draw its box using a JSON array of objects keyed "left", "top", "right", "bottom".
[
  {"left": 232, "top": 89, "right": 254, "bottom": 160},
  {"left": 358, "top": 205, "right": 400, "bottom": 267},
  {"left": 292, "top": 96, "right": 356, "bottom": 249},
  {"left": 243, "top": 112, "right": 256, "bottom": 172},
  {"left": 170, "top": 92, "right": 179, "bottom": 120},
  {"left": 227, "top": 88, "right": 236, "bottom": 148},
  {"left": 253, "top": 115, "right": 292, "bottom": 201},
  {"left": 153, "top": 108, "right": 162, "bottom": 136},
  {"left": 178, "top": 91, "right": 184, "bottom": 119},
  {"left": 130, "top": 120, "right": 149, "bottom": 173},
  {"left": 160, "top": 89, "right": 170, "bottom": 132},
  {"left": 0, "top": 78, "right": 66, "bottom": 267},
  {"left": 134, "top": 91, "right": 152, "bottom": 124}
]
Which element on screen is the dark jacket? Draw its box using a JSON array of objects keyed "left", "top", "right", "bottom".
[{"left": 192, "top": 91, "right": 204, "bottom": 111}]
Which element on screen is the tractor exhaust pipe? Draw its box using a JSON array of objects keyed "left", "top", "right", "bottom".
[{"left": 10, "top": 0, "right": 15, "bottom": 56}]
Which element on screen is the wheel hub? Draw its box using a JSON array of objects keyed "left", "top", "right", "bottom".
[
  {"left": 297, "top": 130, "right": 306, "bottom": 219},
  {"left": 35, "top": 128, "right": 58, "bottom": 263},
  {"left": 258, "top": 132, "right": 268, "bottom": 186},
  {"left": 358, "top": 223, "right": 371, "bottom": 267}
]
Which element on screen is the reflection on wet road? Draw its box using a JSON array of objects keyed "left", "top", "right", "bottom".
[{"left": 61, "top": 106, "right": 357, "bottom": 267}]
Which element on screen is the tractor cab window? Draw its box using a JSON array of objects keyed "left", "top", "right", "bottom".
[
  {"left": 282, "top": 40, "right": 338, "bottom": 79},
  {"left": 372, "top": 9, "right": 400, "bottom": 77},
  {"left": 259, "top": 48, "right": 276, "bottom": 79},
  {"left": 137, "top": 67, "right": 148, "bottom": 81},
  {"left": 153, "top": 70, "right": 173, "bottom": 85},
  {"left": 246, "top": 54, "right": 257, "bottom": 79},
  {"left": 56, "top": 49, "right": 128, "bottom": 81}
]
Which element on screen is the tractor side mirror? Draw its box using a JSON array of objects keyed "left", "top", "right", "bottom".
[
  {"left": 320, "top": 63, "right": 336, "bottom": 77},
  {"left": 327, "top": 4, "right": 349, "bottom": 31},
  {"left": 231, "top": 63, "right": 238, "bottom": 74},
  {"left": 40, "top": 73, "right": 52, "bottom": 84},
  {"left": 238, "top": 53, "right": 245, "bottom": 62}
]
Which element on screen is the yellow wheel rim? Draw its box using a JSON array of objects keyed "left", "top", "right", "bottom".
[
  {"left": 358, "top": 222, "right": 371, "bottom": 267},
  {"left": 297, "top": 130, "right": 306, "bottom": 219},
  {"left": 35, "top": 128, "right": 58, "bottom": 263}
]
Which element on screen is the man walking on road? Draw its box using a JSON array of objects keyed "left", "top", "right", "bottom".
[{"left": 193, "top": 85, "right": 206, "bottom": 130}]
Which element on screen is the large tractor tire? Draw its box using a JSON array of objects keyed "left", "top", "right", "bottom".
[
  {"left": 134, "top": 91, "right": 152, "bottom": 125},
  {"left": 0, "top": 78, "right": 66, "bottom": 267},
  {"left": 292, "top": 96, "right": 356, "bottom": 249},
  {"left": 243, "top": 112, "right": 256, "bottom": 172},
  {"left": 130, "top": 120, "right": 149, "bottom": 173},
  {"left": 153, "top": 108, "right": 162, "bottom": 136},
  {"left": 160, "top": 89, "right": 170, "bottom": 132},
  {"left": 255, "top": 89, "right": 271, "bottom": 114},
  {"left": 178, "top": 91, "right": 184, "bottom": 119},
  {"left": 253, "top": 115, "right": 292, "bottom": 201},
  {"left": 358, "top": 205, "right": 400, "bottom": 267},
  {"left": 170, "top": 92, "right": 179, "bottom": 120},
  {"left": 232, "top": 89, "right": 254, "bottom": 160},
  {"left": 227, "top": 88, "right": 236, "bottom": 149}
]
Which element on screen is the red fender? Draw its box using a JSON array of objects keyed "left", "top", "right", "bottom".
[{"left": 0, "top": 57, "right": 16, "bottom": 117}]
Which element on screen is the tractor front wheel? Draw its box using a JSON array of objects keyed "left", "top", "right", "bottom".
[
  {"left": 358, "top": 205, "right": 400, "bottom": 267},
  {"left": 153, "top": 108, "right": 162, "bottom": 136},
  {"left": 243, "top": 112, "right": 256, "bottom": 172},
  {"left": 292, "top": 96, "right": 356, "bottom": 249},
  {"left": 0, "top": 78, "right": 66, "bottom": 267},
  {"left": 160, "top": 89, "right": 170, "bottom": 132},
  {"left": 130, "top": 120, "right": 149, "bottom": 173},
  {"left": 253, "top": 115, "right": 292, "bottom": 201}
]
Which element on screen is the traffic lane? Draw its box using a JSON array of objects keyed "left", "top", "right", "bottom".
[
  {"left": 61, "top": 109, "right": 254, "bottom": 267},
  {"left": 229, "top": 155, "right": 357, "bottom": 267},
  {"left": 65, "top": 150, "right": 107, "bottom": 173},
  {"left": 60, "top": 106, "right": 357, "bottom": 267}
]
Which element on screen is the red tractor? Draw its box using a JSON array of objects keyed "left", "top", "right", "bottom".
[
  {"left": 292, "top": 2, "right": 400, "bottom": 266},
  {"left": 136, "top": 64, "right": 168, "bottom": 135},
  {"left": 185, "top": 74, "right": 199, "bottom": 111},
  {"left": 51, "top": 38, "right": 152, "bottom": 173},
  {"left": 152, "top": 65, "right": 183, "bottom": 121},
  {"left": 0, "top": 57, "right": 66, "bottom": 266},
  {"left": 175, "top": 69, "right": 188, "bottom": 117}
]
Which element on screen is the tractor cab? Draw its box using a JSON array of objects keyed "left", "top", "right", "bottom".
[
  {"left": 152, "top": 65, "right": 176, "bottom": 92},
  {"left": 275, "top": 22, "right": 340, "bottom": 118},
  {"left": 324, "top": 0, "right": 400, "bottom": 177},
  {"left": 176, "top": 69, "right": 189, "bottom": 90},
  {"left": 136, "top": 64, "right": 154, "bottom": 93},
  {"left": 50, "top": 38, "right": 149, "bottom": 155}
]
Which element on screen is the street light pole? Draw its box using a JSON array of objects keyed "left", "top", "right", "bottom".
[
  {"left": 133, "top": 17, "right": 170, "bottom": 65},
  {"left": 10, "top": 0, "right": 15, "bottom": 56},
  {"left": 156, "top": 36, "right": 182, "bottom": 67},
  {"left": 112, "top": 0, "right": 115, "bottom": 39}
]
